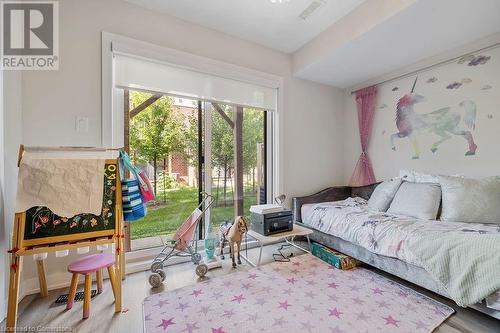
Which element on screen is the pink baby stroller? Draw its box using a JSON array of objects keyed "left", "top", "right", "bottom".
[{"left": 149, "top": 193, "right": 214, "bottom": 288}]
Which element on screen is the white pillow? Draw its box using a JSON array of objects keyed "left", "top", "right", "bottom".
[
  {"left": 439, "top": 175, "right": 500, "bottom": 224},
  {"left": 399, "top": 170, "right": 439, "bottom": 184},
  {"left": 387, "top": 182, "right": 441, "bottom": 220},
  {"left": 367, "top": 178, "right": 402, "bottom": 212}
]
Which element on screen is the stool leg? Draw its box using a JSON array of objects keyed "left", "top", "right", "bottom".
[
  {"left": 66, "top": 273, "right": 79, "bottom": 310},
  {"left": 96, "top": 269, "right": 103, "bottom": 294},
  {"left": 83, "top": 274, "right": 91, "bottom": 319},
  {"left": 107, "top": 266, "right": 117, "bottom": 301}
]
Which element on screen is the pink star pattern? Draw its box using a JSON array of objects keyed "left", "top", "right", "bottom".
[
  {"left": 231, "top": 294, "right": 245, "bottom": 303},
  {"left": 303, "top": 304, "right": 316, "bottom": 314},
  {"left": 182, "top": 322, "right": 199, "bottom": 333},
  {"left": 143, "top": 255, "right": 453, "bottom": 333},
  {"left": 328, "top": 282, "right": 339, "bottom": 289},
  {"left": 328, "top": 307, "right": 343, "bottom": 319},
  {"left": 157, "top": 318, "right": 175, "bottom": 330},
  {"left": 190, "top": 289, "right": 203, "bottom": 297},
  {"left": 278, "top": 300, "right": 291, "bottom": 310},
  {"left": 376, "top": 300, "right": 390, "bottom": 308},
  {"left": 154, "top": 299, "right": 169, "bottom": 308},
  {"left": 241, "top": 283, "right": 251, "bottom": 290},
  {"left": 383, "top": 315, "right": 400, "bottom": 327},
  {"left": 197, "top": 306, "right": 211, "bottom": 316},
  {"left": 176, "top": 302, "right": 189, "bottom": 312}
]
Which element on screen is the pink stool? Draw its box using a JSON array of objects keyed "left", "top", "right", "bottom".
[{"left": 66, "top": 253, "right": 117, "bottom": 319}]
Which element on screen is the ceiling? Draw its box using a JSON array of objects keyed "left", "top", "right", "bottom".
[
  {"left": 294, "top": 0, "right": 500, "bottom": 88},
  {"left": 124, "top": 0, "right": 366, "bottom": 53},
  {"left": 124, "top": 0, "right": 500, "bottom": 89}
]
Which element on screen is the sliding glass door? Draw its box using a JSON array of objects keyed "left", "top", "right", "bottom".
[
  {"left": 203, "top": 102, "right": 267, "bottom": 230},
  {"left": 120, "top": 90, "right": 269, "bottom": 251},
  {"left": 113, "top": 52, "right": 276, "bottom": 251}
]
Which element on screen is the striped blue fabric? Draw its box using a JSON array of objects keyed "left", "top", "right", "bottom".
[{"left": 121, "top": 178, "right": 147, "bottom": 221}]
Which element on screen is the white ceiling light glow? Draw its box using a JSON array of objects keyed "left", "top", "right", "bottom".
[{"left": 270, "top": 0, "right": 290, "bottom": 3}]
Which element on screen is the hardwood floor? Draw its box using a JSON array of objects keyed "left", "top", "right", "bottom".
[{"left": 3, "top": 242, "right": 500, "bottom": 333}]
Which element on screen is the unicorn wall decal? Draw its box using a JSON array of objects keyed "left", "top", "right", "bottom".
[{"left": 390, "top": 76, "right": 478, "bottom": 159}]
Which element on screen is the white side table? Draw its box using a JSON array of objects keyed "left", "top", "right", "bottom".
[{"left": 241, "top": 224, "right": 313, "bottom": 267}]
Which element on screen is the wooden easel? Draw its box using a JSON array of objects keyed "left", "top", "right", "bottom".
[{"left": 6, "top": 146, "right": 124, "bottom": 331}]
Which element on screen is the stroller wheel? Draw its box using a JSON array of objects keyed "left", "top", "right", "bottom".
[
  {"left": 149, "top": 273, "right": 163, "bottom": 288},
  {"left": 196, "top": 264, "right": 208, "bottom": 277},
  {"left": 191, "top": 253, "right": 202, "bottom": 265},
  {"left": 151, "top": 260, "right": 163, "bottom": 273},
  {"left": 158, "top": 269, "right": 166, "bottom": 282}
]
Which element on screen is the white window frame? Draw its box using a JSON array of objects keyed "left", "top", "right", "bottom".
[{"left": 101, "top": 32, "right": 284, "bottom": 260}]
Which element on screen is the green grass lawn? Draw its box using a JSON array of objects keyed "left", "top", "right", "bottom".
[{"left": 130, "top": 186, "right": 257, "bottom": 240}]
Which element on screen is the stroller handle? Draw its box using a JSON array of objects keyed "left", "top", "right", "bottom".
[{"left": 199, "top": 192, "right": 215, "bottom": 211}]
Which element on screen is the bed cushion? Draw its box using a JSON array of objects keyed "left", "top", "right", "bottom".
[
  {"left": 387, "top": 182, "right": 441, "bottom": 220},
  {"left": 367, "top": 178, "right": 402, "bottom": 212},
  {"left": 439, "top": 175, "right": 500, "bottom": 224}
]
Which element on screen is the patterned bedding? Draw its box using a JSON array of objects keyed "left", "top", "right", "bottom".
[{"left": 301, "top": 197, "right": 500, "bottom": 308}]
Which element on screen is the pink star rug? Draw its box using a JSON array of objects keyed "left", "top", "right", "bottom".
[{"left": 143, "top": 254, "right": 454, "bottom": 333}]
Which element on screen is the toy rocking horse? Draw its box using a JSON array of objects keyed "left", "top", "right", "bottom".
[{"left": 218, "top": 216, "right": 248, "bottom": 268}]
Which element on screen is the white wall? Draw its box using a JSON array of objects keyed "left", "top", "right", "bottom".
[
  {"left": 1, "top": 71, "right": 23, "bottom": 319},
  {"left": 343, "top": 33, "right": 500, "bottom": 183},
  {"left": 18, "top": 0, "right": 344, "bottom": 297}
]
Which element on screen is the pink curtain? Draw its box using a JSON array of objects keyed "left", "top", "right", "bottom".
[{"left": 349, "top": 86, "right": 377, "bottom": 186}]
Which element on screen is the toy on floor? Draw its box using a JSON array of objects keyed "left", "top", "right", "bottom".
[
  {"left": 203, "top": 213, "right": 223, "bottom": 270},
  {"left": 149, "top": 193, "right": 214, "bottom": 288},
  {"left": 218, "top": 216, "right": 248, "bottom": 268}
]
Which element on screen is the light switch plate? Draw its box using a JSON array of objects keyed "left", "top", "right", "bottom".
[{"left": 75, "top": 116, "right": 89, "bottom": 133}]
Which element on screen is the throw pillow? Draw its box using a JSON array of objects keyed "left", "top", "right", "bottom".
[
  {"left": 367, "top": 178, "right": 402, "bottom": 212},
  {"left": 439, "top": 175, "right": 500, "bottom": 224},
  {"left": 388, "top": 182, "right": 441, "bottom": 220}
]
